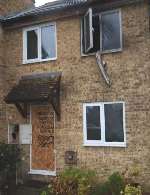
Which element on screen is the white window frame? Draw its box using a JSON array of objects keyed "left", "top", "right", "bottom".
[
  {"left": 83, "top": 102, "right": 126, "bottom": 147},
  {"left": 81, "top": 9, "right": 123, "bottom": 56},
  {"left": 23, "top": 22, "right": 57, "bottom": 64},
  {"left": 84, "top": 8, "right": 93, "bottom": 53}
]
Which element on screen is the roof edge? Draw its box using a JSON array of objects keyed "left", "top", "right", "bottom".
[{"left": 1, "top": 0, "right": 145, "bottom": 24}]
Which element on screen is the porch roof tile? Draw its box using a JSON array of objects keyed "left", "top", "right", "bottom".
[{"left": 5, "top": 72, "right": 61, "bottom": 104}]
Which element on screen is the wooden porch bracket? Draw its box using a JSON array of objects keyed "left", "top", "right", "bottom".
[
  {"left": 15, "top": 103, "right": 28, "bottom": 118},
  {"left": 50, "top": 79, "right": 61, "bottom": 121}
]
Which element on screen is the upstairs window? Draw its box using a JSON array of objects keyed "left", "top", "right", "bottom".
[
  {"left": 83, "top": 102, "right": 126, "bottom": 147},
  {"left": 23, "top": 23, "right": 57, "bottom": 64},
  {"left": 81, "top": 9, "right": 122, "bottom": 55}
]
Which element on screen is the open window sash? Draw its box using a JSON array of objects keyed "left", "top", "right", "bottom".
[{"left": 84, "top": 8, "right": 93, "bottom": 53}]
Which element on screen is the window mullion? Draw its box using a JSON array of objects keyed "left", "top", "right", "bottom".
[
  {"left": 38, "top": 27, "right": 42, "bottom": 60},
  {"left": 100, "top": 103, "right": 105, "bottom": 143},
  {"left": 23, "top": 30, "right": 27, "bottom": 63}
]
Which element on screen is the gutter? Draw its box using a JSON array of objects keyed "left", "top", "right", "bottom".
[{"left": 2, "top": 0, "right": 145, "bottom": 25}]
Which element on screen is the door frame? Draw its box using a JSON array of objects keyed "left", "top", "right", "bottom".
[{"left": 29, "top": 104, "right": 56, "bottom": 176}]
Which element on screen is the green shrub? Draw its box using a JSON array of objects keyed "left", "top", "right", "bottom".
[
  {"left": 108, "top": 172, "right": 125, "bottom": 195},
  {"left": 123, "top": 185, "right": 142, "bottom": 195},
  {"left": 91, "top": 182, "right": 110, "bottom": 195},
  {"left": 0, "top": 142, "right": 22, "bottom": 177},
  {"left": 91, "top": 172, "right": 125, "bottom": 195},
  {"left": 41, "top": 171, "right": 126, "bottom": 195},
  {"left": 60, "top": 168, "right": 96, "bottom": 195},
  {"left": 41, "top": 168, "right": 97, "bottom": 195}
]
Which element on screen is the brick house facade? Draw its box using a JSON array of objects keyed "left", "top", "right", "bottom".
[{"left": 0, "top": 0, "right": 150, "bottom": 191}]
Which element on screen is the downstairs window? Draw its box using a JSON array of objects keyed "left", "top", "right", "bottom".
[{"left": 83, "top": 102, "right": 126, "bottom": 147}]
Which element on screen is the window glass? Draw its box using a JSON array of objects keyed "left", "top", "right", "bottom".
[
  {"left": 27, "top": 30, "right": 38, "bottom": 60},
  {"left": 84, "top": 13, "right": 90, "bottom": 50},
  {"left": 86, "top": 106, "right": 101, "bottom": 140},
  {"left": 102, "top": 11, "right": 121, "bottom": 51},
  {"left": 41, "top": 25, "right": 56, "bottom": 59},
  {"left": 92, "top": 15, "right": 100, "bottom": 53},
  {"left": 104, "top": 103, "right": 124, "bottom": 142}
]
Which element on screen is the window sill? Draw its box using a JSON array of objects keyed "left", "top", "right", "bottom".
[
  {"left": 81, "top": 48, "right": 122, "bottom": 57},
  {"left": 28, "top": 169, "right": 56, "bottom": 176},
  {"left": 23, "top": 57, "right": 57, "bottom": 65},
  {"left": 83, "top": 142, "right": 126, "bottom": 148}
]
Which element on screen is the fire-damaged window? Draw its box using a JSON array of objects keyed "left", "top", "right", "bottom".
[
  {"left": 81, "top": 9, "right": 122, "bottom": 55},
  {"left": 83, "top": 102, "right": 126, "bottom": 147},
  {"left": 23, "top": 23, "right": 57, "bottom": 64}
]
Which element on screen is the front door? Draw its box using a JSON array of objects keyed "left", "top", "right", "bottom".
[{"left": 31, "top": 105, "right": 55, "bottom": 175}]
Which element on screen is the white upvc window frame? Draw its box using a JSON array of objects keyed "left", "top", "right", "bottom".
[
  {"left": 81, "top": 9, "right": 123, "bottom": 56},
  {"left": 84, "top": 8, "right": 93, "bottom": 53},
  {"left": 23, "top": 22, "right": 57, "bottom": 64},
  {"left": 83, "top": 102, "right": 126, "bottom": 147}
]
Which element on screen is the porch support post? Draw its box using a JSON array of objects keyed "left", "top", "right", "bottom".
[{"left": 51, "top": 78, "right": 61, "bottom": 121}]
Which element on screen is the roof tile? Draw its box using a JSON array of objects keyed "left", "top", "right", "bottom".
[{"left": 3, "top": 0, "right": 87, "bottom": 21}]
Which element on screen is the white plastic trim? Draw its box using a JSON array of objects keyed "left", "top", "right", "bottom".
[
  {"left": 83, "top": 101, "right": 126, "bottom": 147},
  {"left": 23, "top": 22, "right": 57, "bottom": 64},
  {"left": 29, "top": 170, "right": 56, "bottom": 176}
]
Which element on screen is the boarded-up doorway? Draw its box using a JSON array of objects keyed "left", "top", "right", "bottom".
[{"left": 31, "top": 105, "right": 55, "bottom": 175}]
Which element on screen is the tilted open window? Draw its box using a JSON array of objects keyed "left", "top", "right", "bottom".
[{"left": 81, "top": 9, "right": 122, "bottom": 55}]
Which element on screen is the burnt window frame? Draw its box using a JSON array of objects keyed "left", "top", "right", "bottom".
[
  {"left": 81, "top": 9, "right": 123, "bottom": 56},
  {"left": 83, "top": 102, "right": 126, "bottom": 147},
  {"left": 23, "top": 22, "right": 57, "bottom": 64}
]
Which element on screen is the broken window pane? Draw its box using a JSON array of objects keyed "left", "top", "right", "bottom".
[
  {"left": 102, "top": 11, "right": 121, "bottom": 51},
  {"left": 41, "top": 25, "right": 56, "bottom": 59},
  {"left": 27, "top": 30, "right": 38, "bottom": 60},
  {"left": 86, "top": 106, "right": 101, "bottom": 140},
  {"left": 105, "top": 103, "right": 124, "bottom": 142}
]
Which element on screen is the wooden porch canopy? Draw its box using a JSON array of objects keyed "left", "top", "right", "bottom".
[{"left": 5, "top": 72, "right": 61, "bottom": 120}]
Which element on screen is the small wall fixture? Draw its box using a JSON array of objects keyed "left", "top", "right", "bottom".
[{"left": 65, "top": 151, "right": 77, "bottom": 165}]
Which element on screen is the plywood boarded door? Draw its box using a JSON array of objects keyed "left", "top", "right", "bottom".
[{"left": 31, "top": 105, "right": 55, "bottom": 172}]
